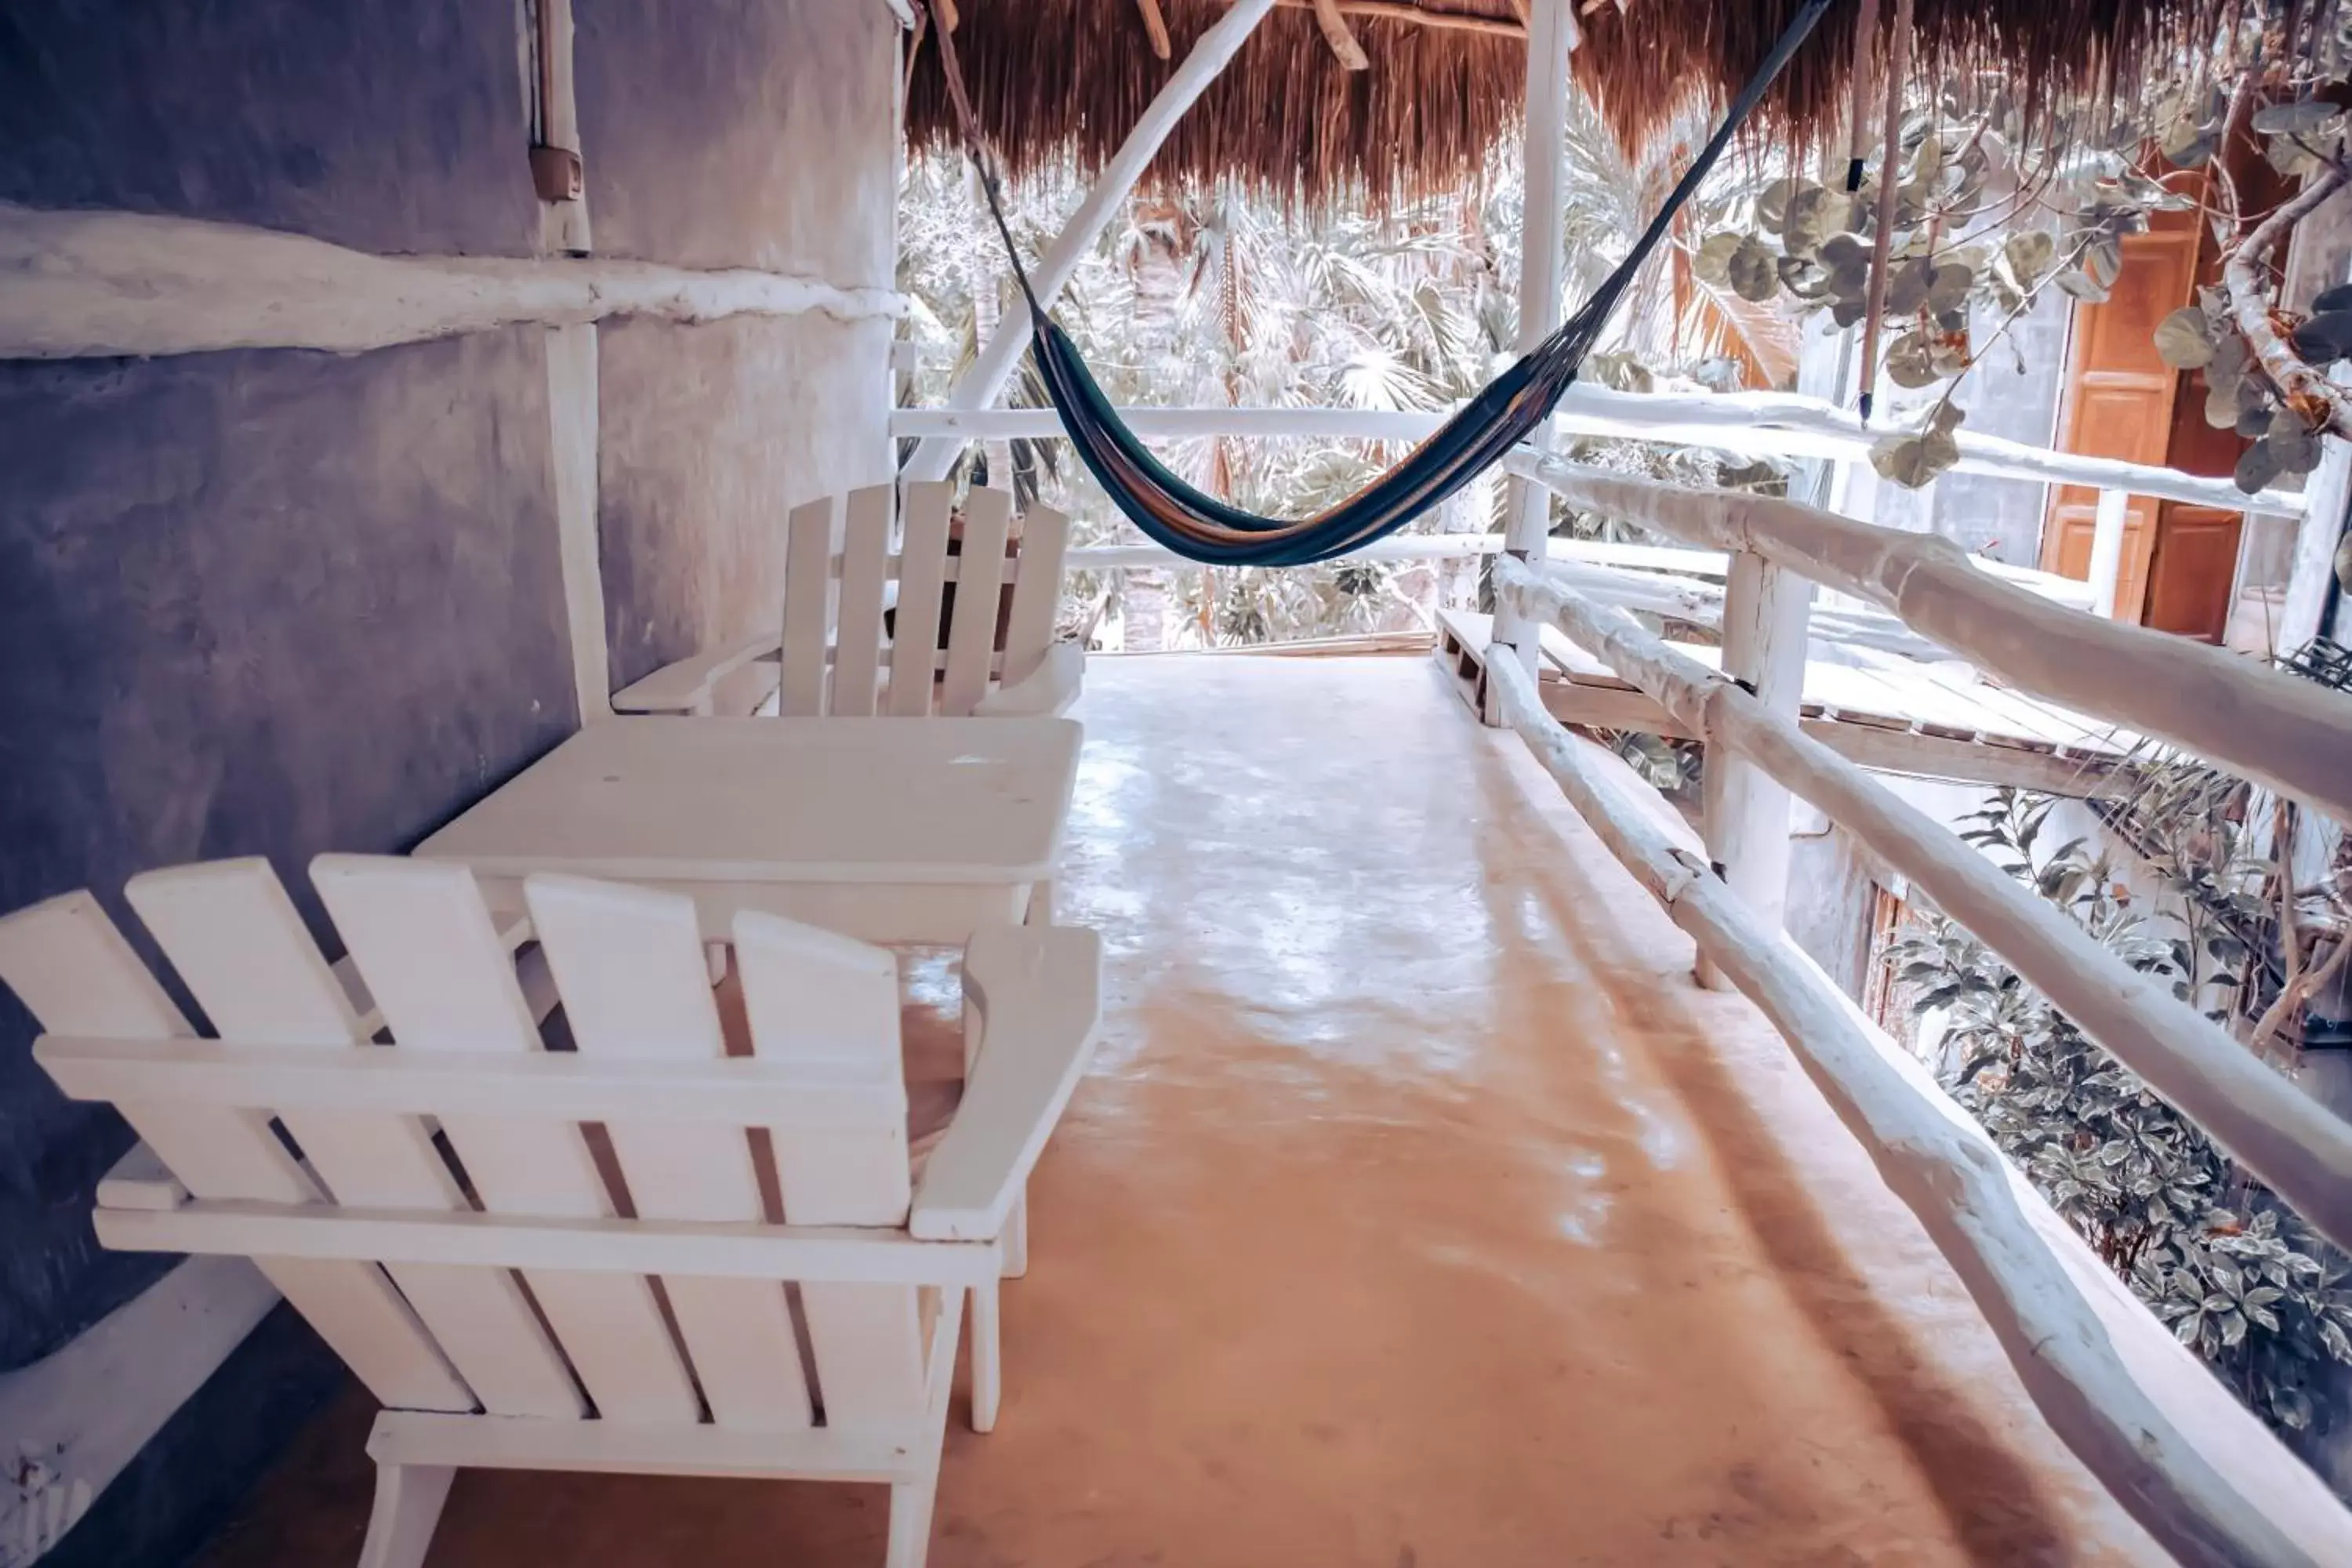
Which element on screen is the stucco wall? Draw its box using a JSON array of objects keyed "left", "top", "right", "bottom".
[
  {"left": 3, "top": 3, "right": 895, "bottom": 1557},
  {"left": 0, "top": 331, "right": 577, "bottom": 1370},
  {"left": 0, "top": 2, "right": 580, "bottom": 1561},
  {"left": 0, "top": 0, "right": 535, "bottom": 256},
  {"left": 576, "top": 0, "right": 896, "bottom": 691}
]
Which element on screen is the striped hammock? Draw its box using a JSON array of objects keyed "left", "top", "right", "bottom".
[{"left": 931, "top": 0, "right": 1835, "bottom": 568}]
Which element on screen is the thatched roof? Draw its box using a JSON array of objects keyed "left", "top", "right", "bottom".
[{"left": 903, "top": 0, "right": 2234, "bottom": 212}]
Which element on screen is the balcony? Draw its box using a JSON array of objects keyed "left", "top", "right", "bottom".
[{"left": 194, "top": 652, "right": 2215, "bottom": 1566}]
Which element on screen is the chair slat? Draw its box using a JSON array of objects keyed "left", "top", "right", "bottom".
[
  {"left": 803, "top": 1282, "right": 928, "bottom": 1425},
  {"left": 127, "top": 860, "right": 579, "bottom": 1419},
  {"left": 999, "top": 502, "right": 1072, "bottom": 688},
  {"left": 829, "top": 485, "right": 894, "bottom": 717},
  {"left": 734, "top": 909, "right": 924, "bottom": 1425},
  {"left": 0, "top": 887, "right": 473, "bottom": 1414},
  {"left": 939, "top": 488, "right": 1013, "bottom": 717},
  {"left": 524, "top": 874, "right": 812, "bottom": 1430},
  {"left": 887, "top": 482, "right": 955, "bottom": 716},
  {"left": 732, "top": 912, "right": 909, "bottom": 1226},
  {"left": 778, "top": 495, "right": 840, "bottom": 717},
  {"left": 314, "top": 856, "right": 699, "bottom": 1425}
]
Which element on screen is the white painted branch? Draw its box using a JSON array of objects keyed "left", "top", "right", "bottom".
[
  {"left": 2087, "top": 488, "right": 2131, "bottom": 619},
  {"left": 1697, "top": 551, "right": 1811, "bottom": 989},
  {"left": 891, "top": 396, "right": 2307, "bottom": 517},
  {"left": 0, "top": 205, "right": 906, "bottom": 360},
  {"left": 2227, "top": 170, "right": 2352, "bottom": 443},
  {"left": 1486, "top": 648, "right": 2351, "bottom": 1568},
  {"left": 1508, "top": 453, "right": 2352, "bottom": 824},
  {"left": 2283, "top": 430, "right": 2349, "bottom": 651},
  {"left": 904, "top": 0, "right": 1278, "bottom": 481},
  {"left": 0, "top": 1257, "right": 278, "bottom": 1566},
  {"left": 1492, "top": 0, "right": 1580, "bottom": 701},
  {"left": 1496, "top": 555, "right": 2352, "bottom": 1257}
]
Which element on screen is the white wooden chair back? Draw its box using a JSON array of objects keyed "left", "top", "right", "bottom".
[
  {"left": 781, "top": 481, "right": 1073, "bottom": 719},
  {"left": 7, "top": 856, "right": 1105, "bottom": 1567},
  {"left": 2, "top": 858, "right": 996, "bottom": 1567}
]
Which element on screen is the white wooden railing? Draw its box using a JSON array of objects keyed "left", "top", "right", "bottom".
[
  {"left": 897, "top": 385, "right": 2352, "bottom": 1558},
  {"left": 889, "top": 384, "right": 2318, "bottom": 651},
  {"left": 1489, "top": 456, "right": 2352, "bottom": 1568}
]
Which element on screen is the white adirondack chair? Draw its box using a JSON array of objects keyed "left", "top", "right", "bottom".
[
  {"left": 611, "top": 481, "right": 1083, "bottom": 720},
  {"left": 2, "top": 856, "right": 1102, "bottom": 1568}
]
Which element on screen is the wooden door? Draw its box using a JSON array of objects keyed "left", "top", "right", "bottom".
[
  {"left": 2143, "top": 385, "right": 2247, "bottom": 640},
  {"left": 2040, "top": 216, "right": 2202, "bottom": 623},
  {"left": 2043, "top": 161, "right": 2280, "bottom": 638}
]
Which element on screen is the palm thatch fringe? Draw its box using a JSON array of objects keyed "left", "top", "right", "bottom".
[{"left": 904, "top": 0, "right": 2245, "bottom": 212}]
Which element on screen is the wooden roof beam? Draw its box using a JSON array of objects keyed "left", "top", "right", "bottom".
[
  {"left": 1309, "top": 0, "right": 1371, "bottom": 68},
  {"left": 1134, "top": 0, "right": 1172, "bottom": 60},
  {"left": 1270, "top": 0, "right": 1526, "bottom": 42}
]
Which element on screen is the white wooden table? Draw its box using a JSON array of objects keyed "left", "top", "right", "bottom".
[{"left": 415, "top": 716, "right": 1082, "bottom": 943}]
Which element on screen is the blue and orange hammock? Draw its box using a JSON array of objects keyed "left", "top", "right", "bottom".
[{"left": 927, "top": 0, "right": 1835, "bottom": 568}]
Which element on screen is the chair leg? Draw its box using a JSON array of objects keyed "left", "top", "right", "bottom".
[
  {"left": 1002, "top": 1185, "right": 1029, "bottom": 1279},
  {"left": 969, "top": 1278, "right": 1001, "bottom": 1433},
  {"left": 357, "top": 1461, "right": 454, "bottom": 1568},
  {"left": 884, "top": 1477, "right": 939, "bottom": 1568}
]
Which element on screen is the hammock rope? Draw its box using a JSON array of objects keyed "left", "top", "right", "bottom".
[{"left": 927, "top": 0, "right": 1835, "bottom": 567}]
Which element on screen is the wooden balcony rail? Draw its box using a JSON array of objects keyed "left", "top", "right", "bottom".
[
  {"left": 1494, "top": 552, "right": 2352, "bottom": 1253},
  {"left": 887, "top": 389, "right": 2308, "bottom": 518},
  {"left": 1484, "top": 647, "right": 2348, "bottom": 1568},
  {"left": 1504, "top": 453, "right": 2352, "bottom": 826}
]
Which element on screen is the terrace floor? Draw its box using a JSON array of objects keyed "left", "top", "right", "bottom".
[{"left": 199, "top": 654, "right": 2165, "bottom": 1566}]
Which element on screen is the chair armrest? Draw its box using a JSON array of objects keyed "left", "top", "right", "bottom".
[
  {"left": 908, "top": 925, "right": 1102, "bottom": 1241},
  {"left": 975, "top": 641, "right": 1085, "bottom": 719},
  {"left": 610, "top": 633, "right": 783, "bottom": 715}
]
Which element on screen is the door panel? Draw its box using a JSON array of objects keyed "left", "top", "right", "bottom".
[
  {"left": 2143, "top": 506, "right": 2243, "bottom": 641},
  {"left": 2042, "top": 196, "right": 2258, "bottom": 633}
]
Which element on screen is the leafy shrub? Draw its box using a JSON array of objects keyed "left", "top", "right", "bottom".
[{"left": 1889, "top": 789, "right": 2352, "bottom": 1439}]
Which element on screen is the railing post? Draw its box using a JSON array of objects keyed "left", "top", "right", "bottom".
[
  {"left": 1484, "top": 0, "right": 1577, "bottom": 723},
  {"left": 2088, "top": 488, "right": 2130, "bottom": 619},
  {"left": 1697, "top": 550, "right": 1812, "bottom": 989}
]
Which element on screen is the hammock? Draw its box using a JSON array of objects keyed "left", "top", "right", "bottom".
[{"left": 930, "top": 0, "right": 1835, "bottom": 568}]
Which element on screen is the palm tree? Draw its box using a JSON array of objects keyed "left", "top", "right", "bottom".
[{"left": 895, "top": 96, "right": 1796, "bottom": 649}]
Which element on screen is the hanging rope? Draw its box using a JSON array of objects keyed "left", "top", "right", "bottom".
[{"left": 925, "top": 0, "right": 1836, "bottom": 567}]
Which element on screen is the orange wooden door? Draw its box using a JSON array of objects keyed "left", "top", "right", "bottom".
[
  {"left": 2040, "top": 217, "right": 2202, "bottom": 622},
  {"left": 2144, "top": 377, "right": 2246, "bottom": 641}
]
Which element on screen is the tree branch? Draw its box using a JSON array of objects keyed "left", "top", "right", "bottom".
[{"left": 2225, "top": 165, "right": 2352, "bottom": 441}]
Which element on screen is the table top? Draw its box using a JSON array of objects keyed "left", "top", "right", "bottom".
[{"left": 416, "top": 716, "right": 1082, "bottom": 885}]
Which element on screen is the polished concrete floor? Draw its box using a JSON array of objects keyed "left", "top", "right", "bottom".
[{"left": 200, "top": 655, "right": 2161, "bottom": 1566}]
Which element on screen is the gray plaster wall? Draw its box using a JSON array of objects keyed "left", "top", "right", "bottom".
[
  {"left": 576, "top": 0, "right": 896, "bottom": 691},
  {"left": 0, "top": 3, "right": 579, "bottom": 1561},
  {"left": 600, "top": 312, "right": 895, "bottom": 688},
  {"left": 0, "top": 0, "right": 536, "bottom": 256}
]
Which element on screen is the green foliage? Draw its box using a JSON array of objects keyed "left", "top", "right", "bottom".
[
  {"left": 898, "top": 92, "right": 1791, "bottom": 648},
  {"left": 1889, "top": 789, "right": 2352, "bottom": 1440}
]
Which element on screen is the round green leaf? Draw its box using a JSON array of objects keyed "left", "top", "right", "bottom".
[
  {"left": 1691, "top": 230, "right": 1744, "bottom": 289},
  {"left": 1727, "top": 235, "right": 1780, "bottom": 303},
  {"left": 2153, "top": 307, "right": 2215, "bottom": 368},
  {"left": 1884, "top": 334, "right": 1943, "bottom": 388}
]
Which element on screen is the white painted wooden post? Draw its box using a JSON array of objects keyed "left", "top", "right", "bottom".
[
  {"left": 1697, "top": 552, "right": 1812, "bottom": 988},
  {"left": 532, "top": 0, "right": 608, "bottom": 722},
  {"left": 2283, "top": 445, "right": 2347, "bottom": 651},
  {"left": 905, "top": 0, "right": 1278, "bottom": 482},
  {"left": 1485, "top": 0, "right": 1577, "bottom": 721},
  {"left": 2088, "top": 488, "right": 2130, "bottom": 619}
]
